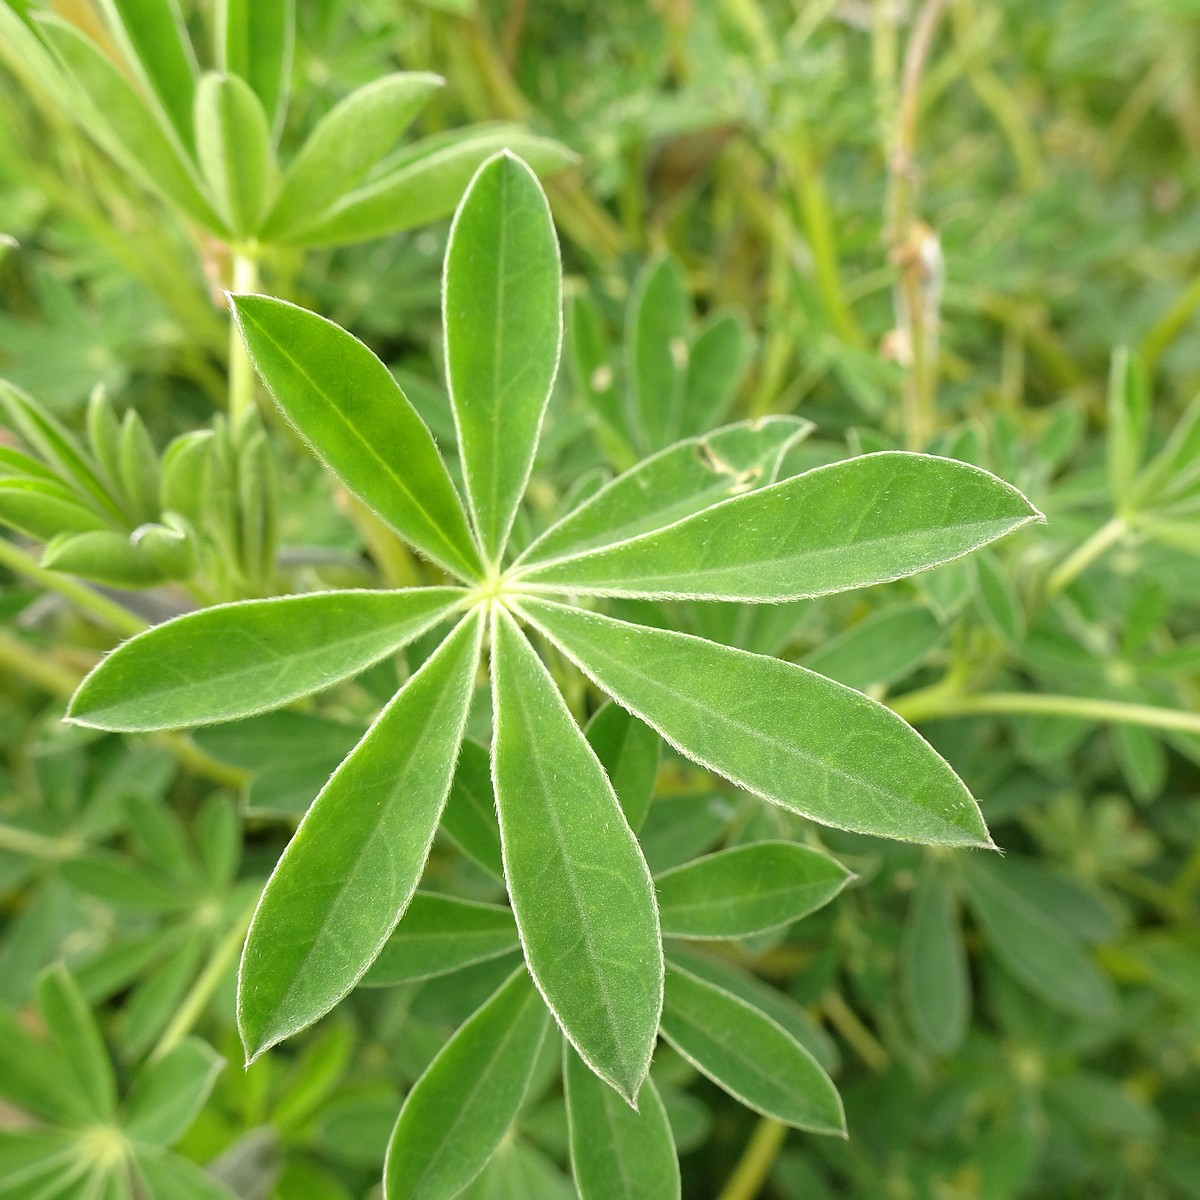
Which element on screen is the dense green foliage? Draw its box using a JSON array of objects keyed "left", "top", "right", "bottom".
[{"left": 2, "top": 2, "right": 1199, "bottom": 1199}]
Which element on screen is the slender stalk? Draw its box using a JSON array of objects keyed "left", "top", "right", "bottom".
[
  {"left": 0, "top": 822, "right": 77, "bottom": 860},
  {"left": 227, "top": 249, "right": 261, "bottom": 428},
  {"left": 886, "top": 0, "right": 950, "bottom": 449},
  {"left": 1142, "top": 267, "right": 1200, "bottom": 375},
  {"left": 822, "top": 990, "right": 890, "bottom": 1071},
  {"left": 0, "top": 627, "right": 248, "bottom": 789},
  {"left": 150, "top": 895, "right": 258, "bottom": 1062},
  {"left": 0, "top": 629, "right": 81, "bottom": 697},
  {"left": 716, "top": 1118, "right": 787, "bottom": 1200},
  {"left": 893, "top": 688, "right": 1200, "bottom": 736},
  {"left": 1045, "top": 516, "right": 1127, "bottom": 597},
  {"left": 0, "top": 539, "right": 146, "bottom": 637}
]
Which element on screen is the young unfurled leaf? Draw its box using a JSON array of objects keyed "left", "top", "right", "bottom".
[
  {"left": 283, "top": 126, "right": 576, "bottom": 248},
  {"left": 518, "top": 452, "right": 1043, "bottom": 601},
  {"left": 655, "top": 842, "right": 851, "bottom": 940},
  {"left": 0, "top": 480, "right": 108, "bottom": 541},
  {"left": 35, "top": 965, "right": 116, "bottom": 1121},
  {"left": 263, "top": 72, "right": 443, "bottom": 241},
  {"left": 519, "top": 599, "right": 992, "bottom": 847},
  {"left": 68, "top": 588, "right": 464, "bottom": 731},
  {"left": 194, "top": 72, "right": 272, "bottom": 237},
  {"left": 232, "top": 295, "right": 483, "bottom": 580},
  {"left": 565, "top": 1047, "right": 680, "bottom": 1200},
  {"left": 98, "top": 0, "right": 198, "bottom": 150},
  {"left": 901, "top": 859, "right": 969, "bottom": 1054},
  {"left": 383, "top": 967, "right": 550, "bottom": 1200},
  {"left": 628, "top": 257, "right": 689, "bottom": 452},
  {"left": 238, "top": 612, "right": 482, "bottom": 1061},
  {"left": 660, "top": 963, "right": 844, "bottom": 1134},
  {"left": 491, "top": 609, "right": 662, "bottom": 1102},
  {"left": 585, "top": 702, "right": 660, "bottom": 832},
  {"left": 123, "top": 1038, "right": 224, "bottom": 1146},
  {"left": 364, "top": 894, "right": 520, "bottom": 986},
  {"left": 518, "top": 416, "right": 813, "bottom": 567},
  {"left": 964, "top": 857, "right": 1116, "bottom": 1019},
  {"left": 444, "top": 152, "right": 562, "bottom": 563}
]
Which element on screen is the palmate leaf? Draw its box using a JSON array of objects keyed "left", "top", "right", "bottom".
[
  {"left": 516, "top": 452, "right": 1043, "bottom": 601},
  {"left": 238, "top": 611, "right": 483, "bottom": 1061},
  {"left": 491, "top": 608, "right": 662, "bottom": 1103},
  {"left": 517, "top": 598, "right": 993, "bottom": 847},
  {"left": 444, "top": 151, "right": 562, "bottom": 564},
  {"left": 68, "top": 588, "right": 466, "bottom": 731}
]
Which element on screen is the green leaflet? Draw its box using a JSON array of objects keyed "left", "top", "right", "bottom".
[
  {"left": 215, "top": 0, "right": 293, "bottom": 135},
  {"left": 0, "top": 479, "right": 108, "bottom": 541},
  {"left": 518, "top": 599, "right": 993, "bottom": 847},
  {"left": 491, "top": 609, "right": 662, "bottom": 1102},
  {"left": 132, "top": 1146, "right": 238, "bottom": 1200},
  {"left": 237, "top": 611, "right": 483, "bottom": 1060},
  {"left": 363, "top": 893, "right": 520, "bottom": 986},
  {"left": 628, "top": 256, "right": 688, "bottom": 452},
  {"left": 194, "top": 72, "right": 272, "bottom": 237},
  {"left": 263, "top": 72, "right": 443, "bottom": 240},
  {"left": 440, "top": 739, "right": 505, "bottom": 880},
  {"left": 68, "top": 587, "right": 464, "bottom": 731},
  {"left": 964, "top": 857, "right": 1116, "bottom": 1019},
  {"left": 517, "top": 452, "right": 1043, "bottom": 601},
  {"left": 682, "top": 310, "right": 750, "bottom": 438},
  {"left": 517, "top": 416, "right": 812, "bottom": 566},
  {"left": 282, "top": 126, "right": 576, "bottom": 247},
  {"left": 655, "top": 842, "right": 852, "bottom": 939},
  {"left": 383, "top": 967, "right": 550, "bottom": 1200},
  {"left": 565, "top": 1047, "right": 680, "bottom": 1200},
  {"left": 444, "top": 152, "right": 562, "bottom": 563},
  {"left": 35, "top": 966, "right": 116, "bottom": 1121},
  {"left": 585, "top": 701, "right": 660, "bottom": 832},
  {"left": 35, "top": 17, "right": 223, "bottom": 234},
  {"left": 97, "top": 0, "right": 198, "bottom": 150},
  {"left": 901, "top": 860, "right": 970, "bottom": 1055},
  {"left": 801, "top": 603, "right": 945, "bottom": 692},
  {"left": 231, "top": 295, "right": 483, "bottom": 580},
  {"left": 123, "top": 1038, "right": 224, "bottom": 1146},
  {"left": 660, "top": 963, "right": 844, "bottom": 1134}
]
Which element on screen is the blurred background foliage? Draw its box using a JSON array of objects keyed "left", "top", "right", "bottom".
[{"left": 1, "top": 1, "right": 1199, "bottom": 1198}]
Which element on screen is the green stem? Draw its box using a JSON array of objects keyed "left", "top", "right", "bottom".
[
  {"left": 227, "top": 249, "right": 261, "bottom": 428},
  {"left": 1142, "top": 268, "right": 1200, "bottom": 375},
  {"left": 0, "top": 627, "right": 248, "bottom": 790},
  {"left": 1045, "top": 516, "right": 1127, "bottom": 596},
  {"left": 894, "top": 688, "right": 1200, "bottom": 736},
  {"left": 0, "top": 822, "right": 77, "bottom": 860},
  {"left": 716, "top": 1117, "right": 787, "bottom": 1200},
  {"left": 150, "top": 895, "right": 258, "bottom": 1062},
  {"left": 0, "top": 629, "right": 82, "bottom": 696},
  {"left": 0, "top": 539, "right": 147, "bottom": 637}
]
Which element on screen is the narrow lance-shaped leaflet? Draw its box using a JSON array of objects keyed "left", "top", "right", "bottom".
[
  {"left": 490, "top": 607, "right": 662, "bottom": 1103},
  {"left": 516, "top": 451, "right": 1043, "bottom": 601},
  {"left": 237, "top": 611, "right": 483, "bottom": 1061},
  {"left": 517, "top": 598, "right": 994, "bottom": 848}
]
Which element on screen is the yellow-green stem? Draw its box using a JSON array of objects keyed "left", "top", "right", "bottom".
[
  {"left": 0, "top": 628, "right": 82, "bottom": 696},
  {"left": 1045, "top": 516, "right": 1127, "bottom": 597},
  {"left": 228, "top": 250, "right": 260, "bottom": 428},
  {"left": 0, "top": 539, "right": 146, "bottom": 637},
  {"left": 822, "top": 990, "right": 890, "bottom": 1071},
  {"left": 894, "top": 687, "right": 1200, "bottom": 736},
  {"left": 151, "top": 895, "right": 258, "bottom": 1062},
  {"left": 1142, "top": 268, "right": 1200, "bottom": 375},
  {"left": 717, "top": 1117, "right": 788, "bottom": 1200}
]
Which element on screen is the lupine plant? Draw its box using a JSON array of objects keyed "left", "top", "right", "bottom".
[{"left": 64, "top": 152, "right": 1042, "bottom": 1197}]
